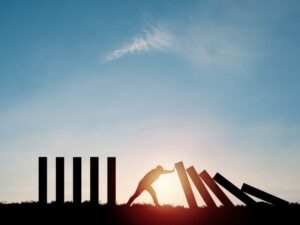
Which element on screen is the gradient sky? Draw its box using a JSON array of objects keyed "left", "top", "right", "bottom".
[{"left": 0, "top": 0, "right": 300, "bottom": 206}]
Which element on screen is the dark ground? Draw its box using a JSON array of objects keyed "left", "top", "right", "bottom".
[{"left": 0, "top": 202, "right": 299, "bottom": 225}]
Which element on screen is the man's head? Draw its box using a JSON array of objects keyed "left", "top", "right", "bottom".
[{"left": 156, "top": 165, "right": 164, "bottom": 171}]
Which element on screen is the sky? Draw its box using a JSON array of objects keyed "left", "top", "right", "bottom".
[{"left": 0, "top": 0, "right": 300, "bottom": 206}]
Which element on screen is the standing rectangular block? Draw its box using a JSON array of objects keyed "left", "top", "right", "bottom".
[
  {"left": 187, "top": 166, "right": 216, "bottom": 208},
  {"left": 56, "top": 157, "right": 64, "bottom": 203},
  {"left": 107, "top": 157, "right": 116, "bottom": 206},
  {"left": 90, "top": 157, "right": 99, "bottom": 204},
  {"left": 73, "top": 157, "right": 82, "bottom": 204},
  {"left": 39, "top": 157, "right": 47, "bottom": 204},
  {"left": 175, "top": 162, "right": 198, "bottom": 208},
  {"left": 199, "top": 170, "right": 234, "bottom": 207},
  {"left": 241, "top": 183, "right": 289, "bottom": 206},
  {"left": 213, "top": 173, "right": 255, "bottom": 206}
]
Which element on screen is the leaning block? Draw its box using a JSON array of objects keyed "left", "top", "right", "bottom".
[
  {"left": 187, "top": 166, "right": 217, "bottom": 207},
  {"left": 241, "top": 183, "right": 289, "bottom": 206},
  {"left": 199, "top": 170, "right": 234, "bottom": 207},
  {"left": 175, "top": 162, "right": 198, "bottom": 208},
  {"left": 213, "top": 173, "right": 255, "bottom": 206}
]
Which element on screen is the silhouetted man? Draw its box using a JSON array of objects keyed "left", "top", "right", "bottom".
[{"left": 127, "top": 165, "right": 175, "bottom": 206}]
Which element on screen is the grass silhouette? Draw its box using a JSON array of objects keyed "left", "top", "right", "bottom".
[{"left": 0, "top": 202, "right": 299, "bottom": 225}]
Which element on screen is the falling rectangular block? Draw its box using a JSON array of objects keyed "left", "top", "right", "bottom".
[
  {"left": 56, "top": 157, "right": 64, "bottom": 203},
  {"left": 241, "top": 183, "right": 289, "bottom": 206},
  {"left": 38, "top": 157, "right": 47, "bottom": 204},
  {"left": 175, "top": 162, "right": 198, "bottom": 208},
  {"left": 107, "top": 157, "right": 116, "bottom": 206},
  {"left": 73, "top": 157, "right": 82, "bottom": 204},
  {"left": 186, "top": 166, "right": 216, "bottom": 208},
  {"left": 90, "top": 157, "right": 99, "bottom": 204},
  {"left": 213, "top": 173, "right": 255, "bottom": 206},
  {"left": 199, "top": 170, "right": 234, "bottom": 207}
]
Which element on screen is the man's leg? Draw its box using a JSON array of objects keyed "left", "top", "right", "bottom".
[
  {"left": 146, "top": 186, "right": 159, "bottom": 206},
  {"left": 127, "top": 185, "right": 144, "bottom": 206}
]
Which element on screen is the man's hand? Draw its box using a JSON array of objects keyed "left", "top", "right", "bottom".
[
  {"left": 171, "top": 166, "right": 175, "bottom": 172},
  {"left": 161, "top": 166, "right": 176, "bottom": 174}
]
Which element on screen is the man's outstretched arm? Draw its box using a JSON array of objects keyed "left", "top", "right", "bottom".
[{"left": 161, "top": 166, "right": 175, "bottom": 174}]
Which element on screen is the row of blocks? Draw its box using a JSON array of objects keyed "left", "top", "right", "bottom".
[
  {"left": 39, "top": 158, "right": 289, "bottom": 207},
  {"left": 38, "top": 157, "right": 116, "bottom": 205},
  {"left": 175, "top": 162, "right": 289, "bottom": 208}
]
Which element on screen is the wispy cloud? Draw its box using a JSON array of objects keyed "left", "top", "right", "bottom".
[
  {"left": 173, "top": 24, "right": 261, "bottom": 73},
  {"left": 105, "top": 25, "right": 174, "bottom": 61},
  {"left": 105, "top": 1, "right": 278, "bottom": 74}
]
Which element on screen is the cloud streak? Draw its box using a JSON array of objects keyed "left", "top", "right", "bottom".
[
  {"left": 173, "top": 24, "right": 260, "bottom": 73},
  {"left": 105, "top": 26, "right": 174, "bottom": 61},
  {"left": 104, "top": 1, "right": 280, "bottom": 74}
]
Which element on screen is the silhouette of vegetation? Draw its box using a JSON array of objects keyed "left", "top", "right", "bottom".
[{"left": 0, "top": 202, "right": 299, "bottom": 225}]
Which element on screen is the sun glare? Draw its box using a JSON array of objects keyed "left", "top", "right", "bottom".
[{"left": 152, "top": 173, "right": 187, "bottom": 206}]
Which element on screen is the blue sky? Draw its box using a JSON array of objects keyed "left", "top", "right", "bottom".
[{"left": 0, "top": 0, "right": 300, "bottom": 205}]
